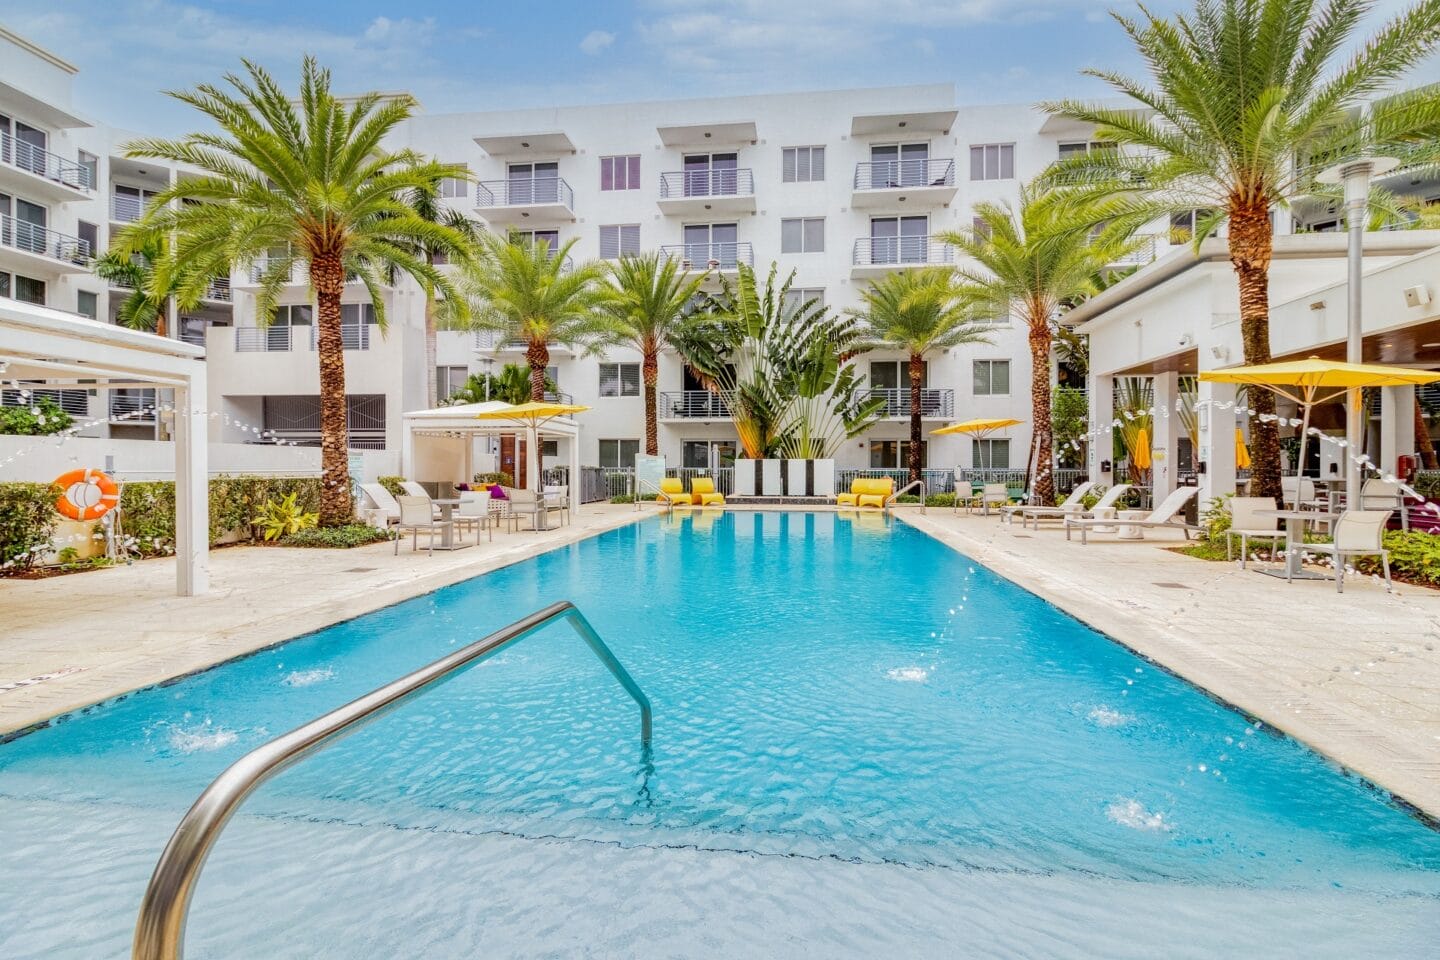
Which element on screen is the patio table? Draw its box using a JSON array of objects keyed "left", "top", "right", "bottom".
[
  {"left": 429, "top": 499, "right": 473, "bottom": 551},
  {"left": 1256, "top": 508, "right": 1336, "bottom": 580}
]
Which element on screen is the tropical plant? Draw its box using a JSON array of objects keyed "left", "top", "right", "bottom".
[
  {"left": 253, "top": 492, "right": 319, "bottom": 542},
  {"left": 604, "top": 253, "right": 709, "bottom": 456},
  {"left": 119, "top": 58, "right": 471, "bottom": 526},
  {"left": 1042, "top": 0, "right": 1440, "bottom": 500},
  {"left": 0, "top": 396, "right": 73, "bottom": 436},
  {"left": 461, "top": 233, "right": 616, "bottom": 401},
  {"left": 940, "top": 187, "right": 1144, "bottom": 502},
  {"left": 403, "top": 184, "right": 482, "bottom": 408},
  {"left": 847, "top": 268, "right": 993, "bottom": 482},
  {"left": 90, "top": 240, "right": 176, "bottom": 336},
  {"left": 1052, "top": 384, "right": 1090, "bottom": 468},
  {"left": 444, "top": 363, "right": 554, "bottom": 406}
]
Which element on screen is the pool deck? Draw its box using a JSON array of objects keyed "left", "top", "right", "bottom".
[
  {"left": 899, "top": 509, "right": 1440, "bottom": 821},
  {"left": 0, "top": 504, "right": 644, "bottom": 739}
]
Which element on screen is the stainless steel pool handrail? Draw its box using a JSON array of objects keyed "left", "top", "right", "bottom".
[
  {"left": 132, "top": 600, "right": 652, "bottom": 960},
  {"left": 886, "top": 479, "right": 927, "bottom": 515}
]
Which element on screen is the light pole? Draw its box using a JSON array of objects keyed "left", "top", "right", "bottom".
[
  {"left": 480, "top": 355, "right": 495, "bottom": 402},
  {"left": 1317, "top": 155, "right": 1398, "bottom": 507}
]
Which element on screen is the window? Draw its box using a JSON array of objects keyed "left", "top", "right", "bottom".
[
  {"left": 781, "top": 287, "right": 824, "bottom": 314},
  {"left": 867, "top": 143, "right": 930, "bottom": 188},
  {"left": 0, "top": 272, "right": 8, "bottom": 299},
  {"left": 436, "top": 365, "right": 469, "bottom": 401},
  {"left": 781, "top": 217, "right": 824, "bottom": 254},
  {"left": 599, "top": 224, "right": 641, "bottom": 259},
  {"left": 973, "top": 359, "right": 1010, "bottom": 396},
  {"left": 14, "top": 275, "right": 45, "bottom": 305},
  {"left": 969, "top": 143, "right": 1015, "bottom": 181},
  {"left": 683, "top": 439, "right": 736, "bottom": 469},
  {"left": 76, "top": 290, "right": 98, "bottom": 319},
  {"left": 507, "top": 162, "right": 560, "bottom": 204},
  {"left": 870, "top": 440, "right": 926, "bottom": 468},
  {"left": 971, "top": 216, "right": 991, "bottom": 240},
  {"left": 681, "top": 222, "right": 739, "bottom": 267},
  {"left": 77, "top": 151, "right": 98, "bottom": 188},
  {"left": 682, "top": 153, "right": 739, "bottom": 197},
  {"left": 340, "top": 303, "right": 377, "bottom": 325},
  {"left": 1057, "top": 140, "right": 1115, "bottom": 159},
  {"left": 511, "top": 229, "right": 561, "bottom": 256},
  {"left": 782, "top": 146, "right": 825, "bottom": 182},
  {"left": 77, "top": 221, "right": 98, "bottom": 259},
  {"left": 601, "top": 155, "right": 641, "bottom": 191},
  {"left": 439, "top": 167, "right": 468, "bottom": 198},
  {"left": 869, "top": 360, "right": 927, "bottom": 389},
  {"left": 599, "top": 438, "right": 640, "bottom": 469},
  {"left": 540, "top": 439, "right": 559, "bottom": 457},
  {"left": 973, "top": 438, "right": 1010, "bottom": 469},
  {"left": 599, "top": 362, "right": 641, "bottom": 397},
  {"left": 869, "top": 216, "right": 929, "bottom": 264}
]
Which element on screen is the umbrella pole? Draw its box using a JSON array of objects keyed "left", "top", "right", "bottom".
[{"left": 1292, "top": 396, "right": 1313, "bottom": 512}]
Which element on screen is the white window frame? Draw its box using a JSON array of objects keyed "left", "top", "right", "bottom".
[
  {"left": 599, "top": 362, "right": 641, "bottom": 398},
  {"left": 439, "top": 167, "right": 468, "bottom": 198},
  {"left": 781, "top": 217, "right": 824, "bottom": 254},
  {"left": 781, "top": 287, "right": 824, "bottom": 314},
  {"left": 782, "top": 146, "right": 825, "bottom": 183},
  {"left": 598, "top": 438, "right": 640, "bottom": 469},
  {"left": 599, "top": 224, "right": 641, "bottom": 260},
  {"left": 968, "top": 143, "right": 1015, "bottom": 181},
  {"left": 973, "top": 359, "right": 1011, "bottom": 396},
  {"left": 973, "top": 438, "right": 1010, "bottom": 469}
]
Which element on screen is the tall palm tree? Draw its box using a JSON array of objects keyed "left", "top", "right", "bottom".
[
  {"left": 91, "top": 241, "right": 174, "bottom": 336},
  {"left": 939, "top": 188, "right": 1141, "bottom": 503},
  {"left": 461, "top": 233, "right": 617, "bottom": 401},
  {"left": 404, "top": 184, "right": 483, "bottom": 408},
  {"left": 847, "top": 267, "right": 994, "bottom": 483},
  {"left": 120, "top": 58, "right": 470, "bottom": 526},
  {"left": 1042, "top": 0, "right": 1440, "bottom": 501},
  {"left": 604, "top": 252, "right": 709, "bottom": 456}
]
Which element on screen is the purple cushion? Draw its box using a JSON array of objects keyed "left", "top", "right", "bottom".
[{"left": 488, "top": 484, "right": 507, "bottom": 500}]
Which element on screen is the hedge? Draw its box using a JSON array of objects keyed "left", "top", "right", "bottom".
[{"left": 0, "top": 482, "right": 61, "bottom": 572}]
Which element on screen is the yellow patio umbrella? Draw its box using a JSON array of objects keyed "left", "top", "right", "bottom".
[
  {"left": 931, "top": 417, "right": 1024, "bottom": 471},
  {"left": 474, "top": 401, "right": 590, "bottom": 493},
  {"left": 1234, "top": 428, "right": 1252, "bottom": 470},
  {"left": 1200, "top": 357, "right": 1440, "bottom": 508},
  {"left": 1132, "top": 427, "right": 1152, "bottom": 471}
]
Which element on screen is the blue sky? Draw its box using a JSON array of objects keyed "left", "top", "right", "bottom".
[{"left": 2, "top": 1, "right": 1434, "bottom": 133}]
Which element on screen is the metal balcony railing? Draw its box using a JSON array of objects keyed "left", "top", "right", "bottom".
[
  {"left": 658, "top": 168, "right": 754, "bottom": 199},
  {"left": 852, "top": 236, "right": 952, "bottom": 267},
  {"left": 0, "top": 213, "right": 92, "bottom": 264},
  {"left": 1110, "top": 233, "right": 1161, "bottom": 266},
  {"left": 310, "top": 324, "right": 371, "bottom": 351},
  {"left": 0, "top": 131, "right": 94, "bottom": 190},
  {"left": 235, "top": 326, "right": 296, "bottom": 352},
  {"left": 475, "top": 176, "right": 575, "bottom": 211},
  {"left": 868, "top": 387, "right": 955, "bottom": 418},
  {"left": 853, "top": 158, "right": 955, "bottom": 190},
  {"left": 110, "top": 390, "right": 158, "bottom": 422},
  {"left": 660, "top": 242, "right": 754, "bottom": 271},
  {"left": 659, "top": 390, "right": 732, "bottom": 419},
  {"left": 110, "top": 193, "right": 146, "bottom": 223},
  {"left": 204, "top": 277, "right": 231, "bottom": 302},
  {"left": 1, "top": 386, "right": 90, "bottom": 416},
  {"left": 248, "top": 259, "right": 308, "bottom": 284}
]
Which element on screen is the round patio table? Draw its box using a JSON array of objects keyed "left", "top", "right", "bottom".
[{"left": 1255, "top": 508, "right": 1337, "bottom": 580}]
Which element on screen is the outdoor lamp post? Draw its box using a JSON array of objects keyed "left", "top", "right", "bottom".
[
  {"left": 480, "top": 355, "right": 495, "bottom": 402},
  {"left": 1317, "top": 155, "right": 1399, "bottom": 508}
]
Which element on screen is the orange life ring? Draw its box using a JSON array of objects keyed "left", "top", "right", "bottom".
[{"left": 53, "top": 468, "right": 120, "bottom": 522}]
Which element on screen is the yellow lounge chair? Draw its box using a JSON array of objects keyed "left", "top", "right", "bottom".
[
  {"left": 836, "top": 477, "right": 894, "bottom": 509},
  {"left": 691, "top": 476, "right": 725, "bottom": 506},
  {"left": 659, "top": 477, "right": 693, "bottom": 506}
]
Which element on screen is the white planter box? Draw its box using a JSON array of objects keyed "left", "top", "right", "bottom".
[
  {"left": 734, "top": 458, "right": 835, "bottom": 497},
  {"left": 761, "top": 459, "right": 783, "bottom": 496},
  {"left": 734, "top": 459, "right": 757, "bottom": 496}
]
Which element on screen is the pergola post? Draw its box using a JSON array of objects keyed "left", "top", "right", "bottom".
[
  {"left": 1088, "top": 373, "right": 1115, "bottom": 488},
  {"left": 1151, "top": 372, "right": 1181, "bottom": 502},
  {"left": 568, "top": 432, "right": 581, "bottom": 515},
  {"left": 172, "top": 376, "right": 209, "bottom": 596},
  {"left": 1380, "top": 385, "right": 1416, "bottom": 478},
  {"left": 1197, "top": 379, "right": 1237, "bottom": 506}
]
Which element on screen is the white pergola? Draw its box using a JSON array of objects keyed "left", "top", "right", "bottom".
[
  {"left": 0, "top": 299, "right": 209, "bottom": 596},
  {"left": 400, "top": 401, "right": 582, "bottom": 513}
]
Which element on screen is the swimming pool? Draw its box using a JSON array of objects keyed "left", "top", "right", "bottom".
[{"left": 2, "top": 511, "right": 1437, "bottom": 958}]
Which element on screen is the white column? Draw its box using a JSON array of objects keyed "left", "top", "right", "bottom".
[
  {"left": 1151, "top": 372, "right": 1181, "bottom": 501},
  {"left": 400, "top": 417, "right": 414, "bottom": 481},
  {"left": 172, "top": 378, "right": 209, "bottom": 597},
  {"left": 1197, "top": 379, "right": 1237, "bottom": 505},
  {"left": 569, "top": 432, "right": 580, "bottom": 515},
  {"left": 1088, "top": 373, "right": 1115, "bottom": 488},
  {"left": 1380, "top": 385, "right": 1416, "bottom": 478}
]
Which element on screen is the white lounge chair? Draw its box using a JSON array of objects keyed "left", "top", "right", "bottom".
[
  {"left": 1291, "top": 509, "right": 1392, "bottom": 593},
  {"left": 400, "top": 480, "right": 431, "bottom": 499},
  {"left": 1225, "top": 496, "right": 1284, "bottom": 568},
  {"left": 394, "top": 495, "right": 454, "bottom": 556},
  {"left": 358, "top": 482, "right": 401, "bottom": 526},
  {"left": 1017, "top": 483, "right": 1134, "bottom": 530},
  {"left": 1065, "top": 486, "right": 1201, "bottom": 543},
  {"left": 1001, "top": 480, "right": 1096, "bottom": 527}
]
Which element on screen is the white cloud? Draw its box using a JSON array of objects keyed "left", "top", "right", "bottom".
[{"left": 579, "top": 29, "right": 616, "bottom": 55}]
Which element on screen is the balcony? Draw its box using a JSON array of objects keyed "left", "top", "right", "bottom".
[
  {"left": 659, "top": 242, "right": 754, "bottom": 275},
  {"left": 657, "top": 169, "right": 756, "bottom": 216},
  {"left": 851, "top": 158, "right": 957, "bottom": 209},
  {"left": 0, "top": 214, "right": 93, "bottom": 272},
  {"left": 242, "top": 258, "right": 308, "bottom": 286},
  {"left": 867, "top": 387, "right": 954, "bottom": 419},
  {"left": 471, "top": 329, "right": 574, "bottom": 356},
  {"left": 1109, "top": 233, "right": 1163, "bottom": 267},
  {"left": 474, "top": 177, "right": 575, "bottom": 224},
  {"left": 110, "top": 193, "right": 146, "bottom": 224},
  {"left": 659, "top": 390, "right": 732, "bottom": 420},
  {"left": 850, "top": 236, "right": 953, "bottom": 278},
  {"left": 0, "top": 132, "right": 94, "bottom": 201},
  {"left": 203, "top": 276, "right": 232, "bottom": 302},
  {"left": 109, "top": 389, "right": 158, "bottom": 423},
  {"left": 233, "top": 324, "right": 372, "bottom": 352}
]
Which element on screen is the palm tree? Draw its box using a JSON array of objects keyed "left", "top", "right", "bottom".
[
  {"left": 120, "top": 58, "right": 470, "bottom": 526},
  {"left": 91, "top": 241, "right": 174, "bottom": 336},
  {"left": 462, "top": 233, "right": 616, "bottom": 401},
  {"left": 445, "top": 363, "right": 554, "bottom": 406},
  {"left": 404, "top": 184, "right": 483, "bottom": 408},
  {"left": 604, "top": 252, "right": 709, "bottom": 456},
  {"left": 847, "top": 267, "right": 994, "bottom": 483},
  {"left": 1042, "top": 0, "right": 1440, "bottom": 501},
  {"left": 939, "top": 188, "right": 1141, "bottom": 503}
]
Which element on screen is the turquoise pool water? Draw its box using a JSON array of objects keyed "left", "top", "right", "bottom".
[{"left": 1, "top": 512, "right": 1437, "bottom": 958}]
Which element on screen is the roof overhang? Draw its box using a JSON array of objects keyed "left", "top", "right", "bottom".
[
  {"left": 657, "top": 120, "right": 758, "bottom": 148},
  {"left": 473, "top": 131, "right": 576, "bottom": 157},
  {"left": 850, "top": 109, "right": 957, "bottom": 137},
  {"left": 0, "top": 79, "right": 90, "bottom": 129}
]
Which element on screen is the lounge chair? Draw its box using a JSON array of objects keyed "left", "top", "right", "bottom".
[
  {"left": 1001, "top": 480, "right": 1096, "bottom": 527},
  {"left": 691, "top": 477, "right": 725, "bottom": 506},
  {"left": 1224, "top": 496, "right": 1283, "bottom": 568},
  {"left": 837, "top": 477, "right": 894, "bottom": 508},
  {"left": 1290, "top": 509, "right": 1392, "bottom": 593},
  {"left": 400, "top": 480, "right": 431, "bottom": 499},
  {"left": 1014, "top": 483, "right": 1132, "bottom": 530},
  {"left": 659, "top": 477, "right": 693, "bottom": 506},
  {"left": 1065, "top": 486, "right": 1201, "bottom": 543},
  {"left": 394, "top": 495, "right": 454, "bottom": 556},
  {"left": 358, "top": 482, "right": 401, "bottom": 526}
]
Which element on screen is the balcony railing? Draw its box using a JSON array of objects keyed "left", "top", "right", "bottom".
[
  {"left": 658, "top": 168, "right": 755, "bottom": 199},
  {"left": 867, "top": 387, "right": 955, "bottom": 418},
  {"left": 853, "top": 158, "right": 955, "bottom": 190},
  {"left": 248, "top": 259, "right": 308, "bottom": 284},
  {"left": 310, "top": 324, "right": 371, "bottom": 351},
  {"left": 204, "top": 276, "right": 232, "bottom": 302},
  {"left": 110, "top": 390, "right": 158, "bottom": 422},
  {"left": 852, "top": 236, "right": 952, "bottom": 267},
  {"left": 475, "top": 177, "right": 575, "bottom": 211},
  {"left": 0, "top": 213, "right": 92, "bottom": 264},
  {"left": 110, "top": 193, "right": 146, "bottom": 223},
  {"left": 1, "top": 386, "right": 90, "bottom": 416},
  {"left": 1110, "top": 233, "right": 1162, "bottom": 266},
  {"left": 659, "top": 242, "right": 754, "bottom": 271},
  {"left": 234, "top": 324, "right": 372, "bottom": 351},
  {"left": 659, "top": 390, "right": 732, "bottom": 419},
  {"left": 0, "top": 132, "right": 94, "bottom": 191}
]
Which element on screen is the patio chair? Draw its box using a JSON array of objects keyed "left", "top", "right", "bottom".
[
  {"left": 1065, "top": 486, "right": 1201, "bottom": 544},
  {"left": 542, "top": 484, "right": 571, "bottom": 525},
  {"left": 454, "top": 490, "right": 492, "bottom": 544},
  {"left": 1360, "top": 478, "right": 1410, "bottom": 532},
  {"left": 1001, "top": 481, "right": 1096, "bottom": 527},
  {"left": 1224, "top": 496, "right": 1284, "bottom": 569},
  {"left": 358, "top": 482, "right": 401, "bottom": 527},
  {"left": 503, "top": 487, "right": 545, "bottom": 532},
  {"left": 1290, "top": 509, "right": 1392, "bottom": 593},
  {"left": 659, "top": 477, "right": 693, "bottom": 506},
  {"left": 400, "top": 480, "right": 431, "bottom": 498},
  {"left": 1281, "top": 477, "right": 1328, "bottom": 511},
  {"left": 394, "top": 495, "right": 454, "bottom": 556},
  {"left": 979, "top": 482, "right": 1010, "bottom": 516}
]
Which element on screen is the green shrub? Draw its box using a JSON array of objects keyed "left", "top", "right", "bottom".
[
  {"left": 1413, "top": 472, "right": 1440, "bottom": 502},
  {"left": 473, "top": 471, "right": 514, "bottom": 487},
  {"left": 281, "top": 524, "right": 395, "bottom": 548},
  {"left": 1199, "top": 494, "right": 1234, "bottom": 543},
  {"left": 893, "top": 493, "right": 958, "bottom": 506},
  {"left": 253, "top": 492, "right": 319, "bottom": 541},
  {"left": 119, "top": 481, "right": 176, "bottom": 556},
  {"left": 610, "top": 493, "right": 658, "bottom": 503},
  {"left": 377, "top": 475, "right": 406, "bottom": 498},
  {"left": 1355, "top": 530, "right": 1440, "bottom": 586},
  {"left": 121, "top": 475, "right": 322, "bottom": 556},
  {"left": 0, "top": 397, "right": 73, "bottom": 436},
  {"left": 0, "top": 482, "right": 60, "bottom": 572}
]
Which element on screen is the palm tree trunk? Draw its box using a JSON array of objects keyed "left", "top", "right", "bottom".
[
  {"left": 424, "top": 254, "right": 438, "bottom": 409},
  {"left": 1416, "top": 396, "right": 1437, "bottom": 470},
  {"left": 1228, "top": 202, "right": 1281, "bottom": 502},
  {"left": 525, "top": 339, "right": 550, "bottom": 402},
  {"left": 643, "top": 342, "right": 659, "bottom": 457},
  {"left": 1027, "top": 316, "right": 1055, "bottom": 505},
  {"left": 908, "top": 351, "right": 924, "bottom": 484},
  {"left": 311, "top": 252, "right": 353, "bottom": 527}
]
